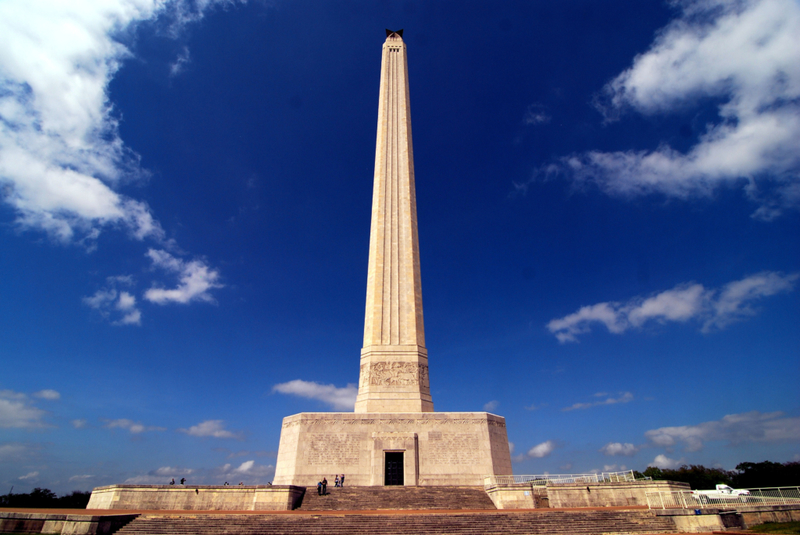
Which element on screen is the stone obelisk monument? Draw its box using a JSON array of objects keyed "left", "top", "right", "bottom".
[
  {"left": 272, "top": 30, "right": 511, "bottom": 487},
  {"left": 356, "top": 29, "right": 432, "bottom": 414}
]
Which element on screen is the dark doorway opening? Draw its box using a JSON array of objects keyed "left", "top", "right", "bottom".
[{"left": 384, "top": 451, "right": 404, "bottom": 486}]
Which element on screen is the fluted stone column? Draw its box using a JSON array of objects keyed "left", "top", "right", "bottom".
[{"left": 355, "top": 30, "right": 433, "bottom": 413}]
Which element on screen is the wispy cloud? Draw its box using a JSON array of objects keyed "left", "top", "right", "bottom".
[
  {"left": 19, "top": 471, "right": 39, "bottom": 480},
  {"left": 144, "top": 249, "right": 224, "bottom": 305},
  {"left": 178, "top": 420, "right": 242, "bottom": 439},
  {"left": 530, "top": 0, "right": 800, "bottom": 219},
  {"left": 483, "top": 400, "right": 499, "bottom": 412},
  {"left": 548, "top": 272, "right": 797, "bottom": 342},
  {"left": 32, "top": 389, "right": 60, "bottom": 400},
  {"left": 169, "top": 46, "right": 191, "bottom": 76},
  {"left": 103, "top": 418, "right": 166, "bottom": 434},
  {"left": 0, "top": 390, "right": 48, "bottom": 429},
  {"left": 83, "top": 275, "right": 142, "bottom": 325},
  {"left": 645, "top": 411, "right": 800, "bottom": 452},
  {"left": 272, "top": 380, "right": 358, "bottom": 411},
  {"left": 69, "top": 474, "right": 94, "bottom": 482},
  {"left": 563, "top": 392, "right": 633, "bottom": 412},
  {"left": 0, "top": 443, "right": 30, "bottom": 461},
  {"left": 523, "top": 103, "right": 551, "bottom": 125},
  {"left": 524, "top": 402, "right": 547, "bottom": 411}
]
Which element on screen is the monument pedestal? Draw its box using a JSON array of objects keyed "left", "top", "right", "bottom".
[{"left": 272, "top": 412, "right": 512, "bottom": 487}]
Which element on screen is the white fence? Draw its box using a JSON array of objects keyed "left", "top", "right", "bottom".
[
  {"left": 484, "top": 470, "right": 637, "bottom": 488},
  {"left": 646, "top": 487, "right": 800, "bottom": 510}
]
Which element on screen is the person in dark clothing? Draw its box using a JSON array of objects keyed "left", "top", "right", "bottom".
[
  {"left": 321, "top": 477, "right": 327, "bottom": 495},
  {"left": 317, "top": 481, "right": 322, "bottom": 495},
  {"left": 340, "top": 474, "right": 345, "bottom": 487},
  {"left": 180, "top": 478, "right": 186, "bottom": 485}
]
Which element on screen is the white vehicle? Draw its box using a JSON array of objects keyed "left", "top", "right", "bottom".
[{"left": 691, "top": 484, "right": 751, "bottom": 503}]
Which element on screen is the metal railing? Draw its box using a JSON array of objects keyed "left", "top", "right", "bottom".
[
  {"left": 646, "top": 487, "right": 800, "bottom": 510},
  {"left": 484, "top": 470, "right": 637, "bottom": 488}
]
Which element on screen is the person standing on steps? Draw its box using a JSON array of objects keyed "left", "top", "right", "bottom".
[
  {"left": 322, "top": 477, "right": 327, "bottom": 495},
  {"left": 317, "top": 480, "right": 322, "bottom": 496},
  {"left": 335, "top": 475, "right": 340, "bottom": 487},
  {"left": 340, "top": 474, "right": 345, "bottom": 487}
]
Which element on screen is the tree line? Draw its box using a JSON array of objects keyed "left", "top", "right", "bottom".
[
  {"left": 0, "top": 488, "right": 91, "bottom": 508},
  {"left": 636, "top": 460, "right": 800, "bottom": 490}
]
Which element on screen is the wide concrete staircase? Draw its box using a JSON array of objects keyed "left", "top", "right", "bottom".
[
  {"left": 297, "top": 485, "right": 496, "bottom": 510},
  {"left": 115, "top": 510, "right": 678, "bottom": 535}
]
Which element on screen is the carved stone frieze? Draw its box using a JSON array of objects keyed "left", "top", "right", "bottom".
[{"left": 360, "top": 361, "right": 429, "bottom": 388}]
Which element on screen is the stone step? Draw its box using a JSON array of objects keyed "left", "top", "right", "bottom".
[
  {"left": 115, "top": 510, "right": 677, "bottom": 535},
  {"left": 297, "top": 485, "right": 496, "bottom": 511}
]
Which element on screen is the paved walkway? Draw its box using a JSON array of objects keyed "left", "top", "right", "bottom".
[
  {"left": 4, "top": 505, "right": 651, "bottom": 515},
  {"left": 1, "top": 507, "right": 733, "bottom": 534}
]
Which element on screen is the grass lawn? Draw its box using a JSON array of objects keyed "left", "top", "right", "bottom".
[{"left": 746, "top": 521, "right": 800, "bottom": 534}]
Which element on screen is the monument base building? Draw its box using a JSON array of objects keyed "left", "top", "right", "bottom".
[
  {"left": 272, "top": 412, "right": 511, "bottom": 486},
  {"left": 272, "top": 30, "right": 513, "bottom": 487}
]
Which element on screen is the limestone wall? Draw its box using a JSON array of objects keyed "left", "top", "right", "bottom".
[
  {"left": 86, "top": 485, "right": 304, "bottom": 511},
  {"left": 546, "top": 480, "right": 690, "bottom": 508},
  {"left": 272, "top": 411, "right": 512, "bottom": 486},
  {"left": 0, "top": 513, "right": 137, "bottom": 535}
]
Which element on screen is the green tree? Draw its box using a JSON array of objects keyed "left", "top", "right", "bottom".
[
  {"left": 734, "top": 461, "right": 800, "bottom": 488},
  {"left": 641, "top": 465, "right": 734, "bottom": 489}
]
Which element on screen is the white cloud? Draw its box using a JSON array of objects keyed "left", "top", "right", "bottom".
[
  {"left": 33, "top": 389, "right": 60, "bottom": 400},
  {"left": 235, "top": 460, "right": 254, "bottom": 473},
  {"left": 645, "top": 411, "right": 800, "bottom": 452},
  {"left": 104, "top": 418, "right": 165, "bottom": 433},
  {"left": 69, "top": 474, "right": 94, "bottom": 481},
  {"left": 0, "top": 390, "right": 47, "bottom": 428},
  {"left": 0, "top": 0, "right": 170, "bottom": 244},
  {"left": 71, "top": 419, "right": 88, "bottom": 429},
  {"left": 548, "top": 272, "right": 797, "bottom": 342},
  {"left": 557, "top": 0, "right": 800, "bottom": 219},
  {"left": 528, "top": 440, "right": 557, "bottom": 458},
  {"left": 600, "top": 442, "right": 639, "bottom": 456},
  {"left": 650, "top": 454, "right": 685, "bottom": 470},
  {"left": 483, "top": 400, "right": 499, "bottom": 412},
  {"left": 0, "top": 0, "right": 244, "bottom": 246},
  {"left": 563, "top": 392, "right": 633, "bottom": 412},
  {"left": 178, "top": 420, "right": 241, "bottom": 439},
  {"left": 19, "top": 471, "right": 39, "bottom": 480},
  {"left": 144, "top": 249, "right": 223, "bottom": 305},
  {"left": 272, "top": 380, "right": 358, "bottom": 411},
  {"left": 83, "top": 276, "right": 142, "bottom": 325}
]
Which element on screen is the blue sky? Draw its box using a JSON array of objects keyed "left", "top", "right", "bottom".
[{"left": 1, "top": 0, "right": 798, "bottom": 494}]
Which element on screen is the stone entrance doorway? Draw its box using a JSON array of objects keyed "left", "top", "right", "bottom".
[{"left": 384, "top": 451, "right": 404, "bottom": 485}]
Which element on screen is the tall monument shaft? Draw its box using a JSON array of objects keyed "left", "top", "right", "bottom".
[
  {"left": 355, "top": 30, "right": 433, "bottom": 413},
  {"left": 272, "top": 31, "right": 512, "bottom": 486}
]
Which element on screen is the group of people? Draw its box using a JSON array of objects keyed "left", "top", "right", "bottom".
[
  {"left": 316, "top": 474, "right": 345, "bottom": 495},
  {"left": 169, "top": 478, "right": 186, "bottom": 485}
]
